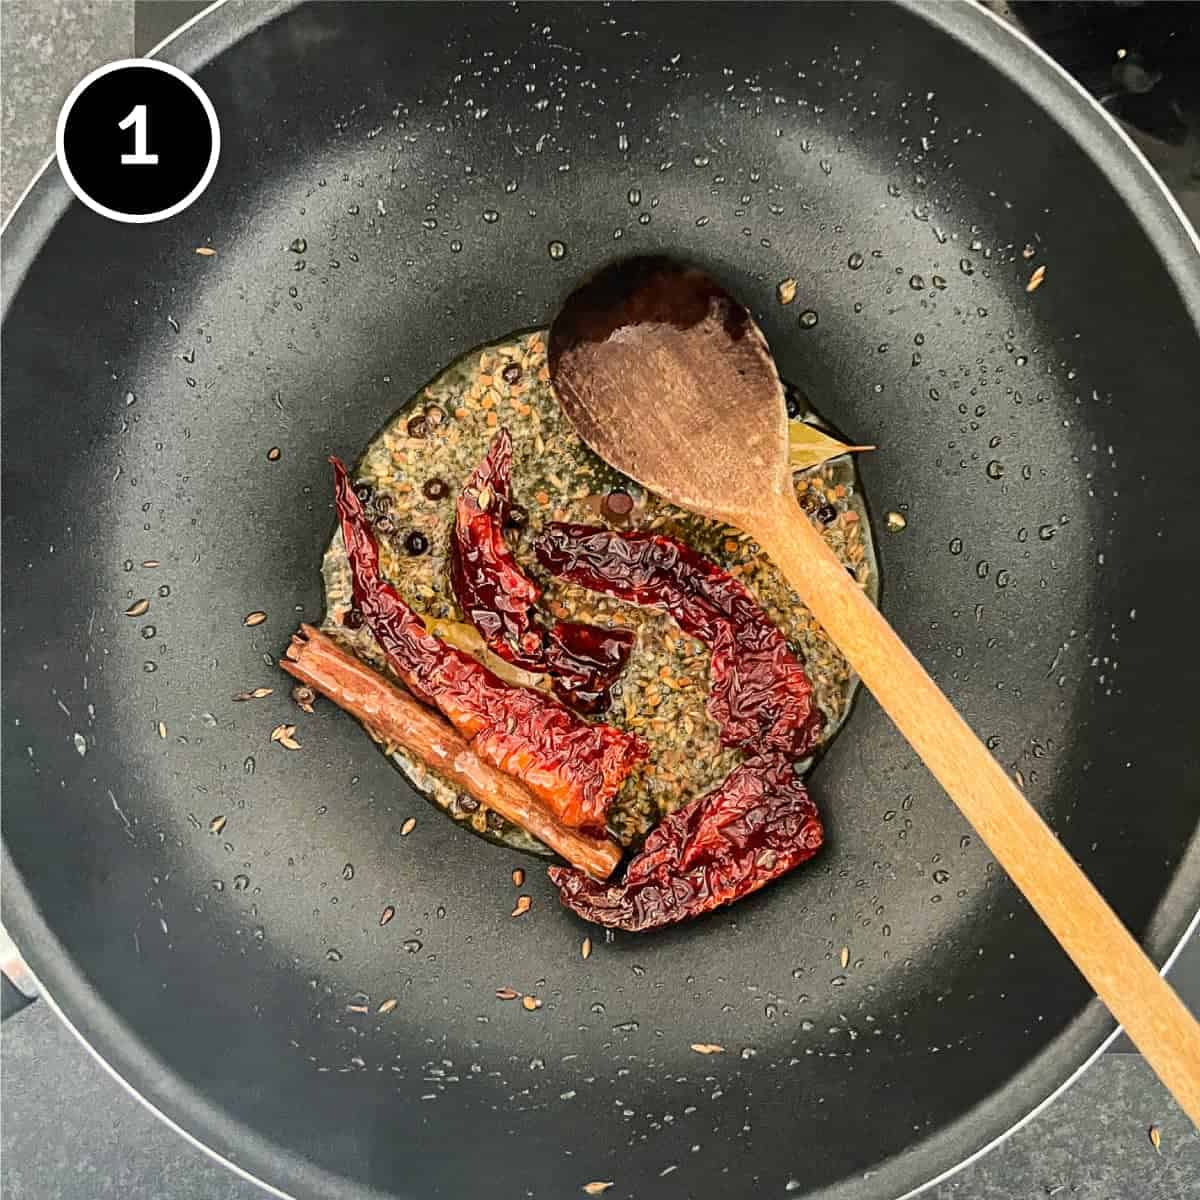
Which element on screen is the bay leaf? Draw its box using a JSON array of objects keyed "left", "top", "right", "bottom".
[
  {"left": 789, "top": 420, "right": 874, "bottom": 472},
  {"left": 422, "top": 616, "right": 549, "bottom": 691}
]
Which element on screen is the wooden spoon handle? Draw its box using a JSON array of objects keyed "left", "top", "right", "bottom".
[{"left": 751, "top": 489, "right": 1200, "bottom": 1125}]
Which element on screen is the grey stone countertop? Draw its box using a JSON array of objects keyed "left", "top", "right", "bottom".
[{"left": 1, "top": 2, "right": 1197, "bottom": 1198}]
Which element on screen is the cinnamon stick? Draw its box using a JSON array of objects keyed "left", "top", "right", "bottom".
[{"left": 281, "top": 625, "right": 622, "bottom": 880}]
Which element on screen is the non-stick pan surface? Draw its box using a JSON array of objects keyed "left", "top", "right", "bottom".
[{"left": 3, "top": 4, "right": 1199, "bottom": 1199}]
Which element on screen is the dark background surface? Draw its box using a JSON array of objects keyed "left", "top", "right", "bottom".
[{"left": 1, "top": 2, "right": 1197, "bottom": 1199}]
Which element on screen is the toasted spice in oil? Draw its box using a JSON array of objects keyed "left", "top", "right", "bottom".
[{"left": 321, "top": 331, "right": 878, "bottom": 854}]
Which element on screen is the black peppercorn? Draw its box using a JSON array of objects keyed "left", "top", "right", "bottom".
[
  {"left": 407, "top": 414, "right": 429, "bottom": 439},
  {"left": 504, "top": 503, "right": 529, "bottom": 531},
  {"left": 455, "top": 793, "right": 480, "bottom": 814},
  {"left": 816, "top": 503, "right": 838, "bottom": 525},
  {"left": 353, "top": 482, "right": 373, "bottom": 505},
  {"left": 501, "top": 363, "right": 522, "bottom": 385},
  {"left": 373, "top": 491, "right": 393, "bottom": 512},
  {"left": 343, "top": 608, "right": 365, "bottom": 630},
  {"left": 423, "top": 404, "right": 445, "bottom": 429},
  {"left": 404, "top": 530, "right": 429, "bottom": 556},
  {"left": 422, "top": 477, "right": 449, "bottom": 501},
  {"left": 485, "top": 809, "right": 504, "bottom": 831},
  {"left": 375, "top": 514, "right": 397, "bottom": 535},
  {"left": 603, "top": 490, "right": 634, "bottom": 518}
]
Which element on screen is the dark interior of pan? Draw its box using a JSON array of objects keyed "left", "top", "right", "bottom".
[{"left": 3, "top": 3, "right": 1199, "bottom": 1198}]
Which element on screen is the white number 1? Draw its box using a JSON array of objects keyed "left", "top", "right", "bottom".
[{"left": 118, "top": 105, "right": 159, "bottom": 165}]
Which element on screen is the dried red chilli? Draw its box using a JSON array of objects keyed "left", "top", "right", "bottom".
[
  {"left": 330, "top": 458, "right": 646, "bottom": 831},
  {"left": 548, "top": 754, "right": 823, "bottom": 930},
  {"left": 451, "top": 430, "right": 634, "bottom": 713},
  {"left": 533, "top": 524, "right": 823, "bottom": 757}
]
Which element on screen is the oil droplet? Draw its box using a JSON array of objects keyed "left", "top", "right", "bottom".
[
  {"left": 959, "top": 258, "right": 974, "bottom": 276},
  {"left": 157, "top": 584, "right": 170, "bottom": 597},
  {"left": 627, "top": 187, "right": 641, "bottom": 206},
  {"left": 481, "top": 209, "right": 499, "bottom": 224},
  {"left": 141, "top": 625, "right": 156, "bottom": 640},
  {"left": 909, "top": 274, "right": 925, "bottom": 290},
  {"left": 798, "top": 309, "right": 819, "bottom": 330},
  {"left": 547, "top": 240, "right": 566, "bottom": 261},
  {"left": 243, "top": 755, "right": 256, "bottom": 775},
  {"left": 289, "top": 237, "right": 307, "bottom": 254},
  {"left": 143, "top": 661, "right": 157, "bottom": 673},
  {"left": 403, "top": 939, "right": 423, "bottom": 953},
  {"left": 450, "top": 240, "right": 463, "bottom": 253},
  {"left": 949, "top": 537, "right": 963, "bottom": 555},
  {"left": 325, "top": 947, "right": 343, "bottom": 961},
  {"left": 124, "top": 391, "right": 137, "bottom": 406},
  {"left": 996, "top": 569, "right": 1011, "bottom": 589},
  {"left": 885, "top": 511, "right": 907, "bottom": 532},
  {"left": 233, "top": 874, "right": 250, "bottom": 891},
  {"left": 1038, "top": 524, "right": 1056, "bottom": 541},
  {"left": 638, "top": 212, "right": 651, "bottom": 226},
  {"left": 211, "top": 879, "right": 225, "bottom": 891},
  {"left": 986, "top": 460, "right": 1004, "bottom": 480},
  {"left": 342, "top": 863, "right": 355, "bottom": 881},
  {"left": 932, "top": 869, "right": 950, "bottom": 884},
  {"left": 847, "top": 252, "right": 864, "bottom": 270},
  {"left": 932, "top": 275, "right": 947, "bottom": 290},
  {"left": 976, "top": 560, "right": 990, "bottom": 579}
]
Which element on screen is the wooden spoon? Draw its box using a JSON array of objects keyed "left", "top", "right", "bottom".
[{"left": 549, "top": 255, "right": 1200, "bottom": 1124}]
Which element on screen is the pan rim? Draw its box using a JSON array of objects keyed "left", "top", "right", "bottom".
[{"left": 2, "top": 2, "right": 1197, "bottom": 1199}]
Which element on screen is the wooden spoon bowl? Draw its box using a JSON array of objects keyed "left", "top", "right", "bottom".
[{"left": 549, "top": 256, "right": 794, "bottom": 525}]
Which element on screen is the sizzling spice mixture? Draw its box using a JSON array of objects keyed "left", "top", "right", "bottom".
[{"left": 321, "top": 330, "right": 877, "bottom": 855}]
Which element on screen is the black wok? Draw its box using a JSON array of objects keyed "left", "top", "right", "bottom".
[{"left": 3, "top": 3, "right": 1199, "bottom": 1198}]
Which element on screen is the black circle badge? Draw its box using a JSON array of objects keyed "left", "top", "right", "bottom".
[{"left": 56, "top": 59, "right": 220, "bottom": 224}]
